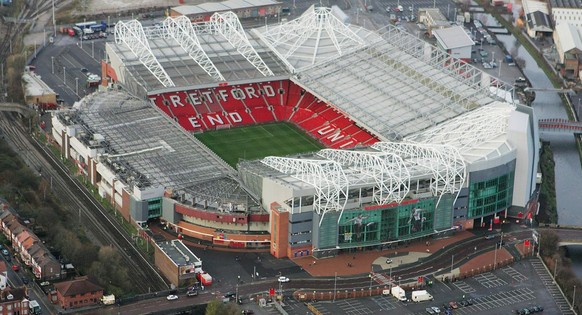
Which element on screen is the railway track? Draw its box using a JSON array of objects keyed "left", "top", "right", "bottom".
[{"left": 0, "top": 112, "right": 168, "bottom": 293}]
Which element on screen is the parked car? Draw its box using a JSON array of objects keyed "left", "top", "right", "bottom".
[
  {"left": 386, "top": 258, "right": 393, "bottom": 264},
  {"left": 483, "top": 62, "right": 493, "bottom": 69},
  {"left": 223, "top": 292, "right": 236, "bottom": 299},
  {"left": 479, "top": 50, "right": 489, "bottom": 57},
  {"left": 11, "top": 265, "right": 19, "bottom": 272},
  {"left": 21, "top": 276, "right": 29, "bottom": 284},
  {"left": 278, "top": 276, "right": 290, "bottom": 283},
  {"left": 166, "top": 294, "right": 178, "bottom": 301},
  {"left": 1, "top": 249, "right": 9, "bottom": 256},
  {"left": 426, "top": 307, "right": 435, "bottom": 314},
  {"left": 448, "top": 301, "right": 458, "bottom": 309},
  {"left": 431, "top": 306, "right": 441, "bottom": 313},
  {"left": 186, "top": 290, "right": 198, "bottom": 297}
]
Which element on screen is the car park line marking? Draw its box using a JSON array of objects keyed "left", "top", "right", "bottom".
[
  {"left": 530, "top": 259, "right": 576, "bottom": 314},
  {"left": 452, "top": 280, "right": 476, "bottom": 293}
]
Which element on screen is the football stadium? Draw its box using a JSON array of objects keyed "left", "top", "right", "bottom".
[{"left": 51, "top": 6, "right": 539, "bottom": 259}]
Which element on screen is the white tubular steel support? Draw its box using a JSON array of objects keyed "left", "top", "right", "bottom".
[
  {"left": 256, "top": 5, "right": 365, "bottom": 66},
  {"left": 114, "top": 20, "right": 175, "bottom": 88},
  {"left": 163, "top": 16, "right": 225, "bottom": 82},
  {"left": 208, "top": 12, "right": 274, "bottom": 77},
  {"left": 261, "top": 156, "right": 348, "bottom": 225},
  {"left": 371, "top": 141, "right": 466, "bottom": 198},
  {"left": 317, "top": 149, "right": 410, "bottom": 205}
]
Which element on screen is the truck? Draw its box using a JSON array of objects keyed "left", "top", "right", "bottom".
[
  {"left": 411, "top": 290, "right": 433, "bottom": 302},
  {"left": 391, "top": 286, "right": 407, "bottom": 301},
  {"left": 29, "top": 300, "right": 41, "bottom": 315},
  {"left": 101, "top": 294, "right": 116, "bottom": 305},
  {"left": 197, "top": 272, "right": 212, "bottom": 286}
]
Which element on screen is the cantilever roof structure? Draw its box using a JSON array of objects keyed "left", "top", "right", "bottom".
[
  {"left": 253, "top": 5, "right": 368, "bottom": 72},
  {"left": 294, "top": 26, "right": 514, "bottom": 141},
  {"left": 109, "top": 14, "right": 288, "bottom": 96},
  {"left": 70, "top": 91, "right": 256, "bottom": 207}
]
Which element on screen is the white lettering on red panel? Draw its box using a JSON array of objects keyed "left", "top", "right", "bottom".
[
  {"left": 229, "top": 112, "right": 243, "bottom": 123},
  {"left": 207, "top": 114, "right": 224, "bottom": 126},
  {"left": 169, "top": 94, "right": 185, "bottom": 107},
  {"left": 188, "top": 117, "right": 202, "bottom": 128}
]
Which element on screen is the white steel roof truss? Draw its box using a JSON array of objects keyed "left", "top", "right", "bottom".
[
  {"left": 317, "top": 149, "right": 410, "bottom": 205},
  {"left": 261, "top": 157, "right": 349, "bottom": 225},
  {"left": 209, "top": 12, "right": 274, "bottom": 77},
  {"left": 163, "top": 16, "right": 225, "bottom": 82},
  {"left": 371, "top": 142, "right": 466, "bottom": 199},
  {"left": 114, "top": 20, "right": 175, "bottom": 88},
  {"left": 406, "top": 105, "right": 512, "bottom": 152}
]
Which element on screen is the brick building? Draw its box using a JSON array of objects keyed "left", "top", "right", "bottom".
[{"left": 52, "top": 276, "right": 103, "bottom": 310}]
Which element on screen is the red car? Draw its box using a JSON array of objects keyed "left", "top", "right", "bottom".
[{"left": 11, "top": 265, "right": 19, "bottom": 272}]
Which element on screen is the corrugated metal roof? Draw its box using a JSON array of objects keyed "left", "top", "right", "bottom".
[
  {"left": 432, "top": 26, "right": 474, "bottom": 50},
  {"left": 555, "top": 23, "right": 582, "bottom": 53},
  {"left": 550, "top": 0, "right": 582, "bottom": 9}
]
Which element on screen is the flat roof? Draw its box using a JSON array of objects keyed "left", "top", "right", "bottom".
[
  {"left": 157, "top": 239, "right": 201, "bottom": 266},
  {"left": 23, "top": 72, "right": 55, "bottom": 98},
  {"left": 433, "top": 26, "right": 475, "bottom": 49}
]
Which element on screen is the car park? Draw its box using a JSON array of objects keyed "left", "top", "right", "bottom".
[
  {"left": 166, "top": 294, "right": 178, "bottom": 301},
  {"left": 278, "top": 276, "right": 290, "bottom": 283}
]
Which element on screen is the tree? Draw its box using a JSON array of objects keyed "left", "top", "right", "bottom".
[
  {"left": 540, "top": 230, "right": 559, "bottom": 257},
  {"left": 205, "top": 300, "right": 240, "bottom": 315}
]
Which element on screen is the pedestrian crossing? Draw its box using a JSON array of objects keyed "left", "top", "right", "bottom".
[{"left": 373, "top": 272, "right": 392, "bottom": 285}]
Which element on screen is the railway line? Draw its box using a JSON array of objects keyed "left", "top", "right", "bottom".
[{"left": 0, "top": 112, "right": 168, "bottom": 293}]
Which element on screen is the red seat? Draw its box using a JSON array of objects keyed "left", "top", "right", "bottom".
[
  {"left": 299, "top": 116, "right": 327, "bottom": 132},
  {"left": 331, "top": 116, "right": 352, "bottom": 129},
  {"left": 290, "top": 108, "right": 314, "bottom": 124},
  {"left": 251, "top": 107, "right": 276, "bottom": 123},
  {"left": 343, "top": 125, "right": 361, "bottom": 135}
]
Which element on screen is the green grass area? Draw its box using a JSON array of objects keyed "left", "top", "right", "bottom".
[{"left": 195, "top": 123, "right": 323, "bottom": 168}]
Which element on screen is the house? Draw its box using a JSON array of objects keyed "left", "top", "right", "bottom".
[
  {"left": 432, "top": 26, "right": 475, "bottom": 62},
  {"left": 0, "top": 287, "right": 30, "bottom": 315},
  {"left": 553, "top": 23, "right": 582, "bottom": 79},
  {"left": 52, "top": 276, "right": 103, "bottom": 310},
  {"left": 14, "top": 230, "right": 39, "bottom": 255},
  {"left": 418, "top": 8, "right": 450, "bottom": 37},
  {"left": 31, "top": 250, "right": 61, "bottom": 280},
  {"left": 523, "top": 0, "right": 552, "bottom": 38}
]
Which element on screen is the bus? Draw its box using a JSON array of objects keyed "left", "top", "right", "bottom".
[{"left": 74, "top": 21, "right": 97, "bottom": 29}]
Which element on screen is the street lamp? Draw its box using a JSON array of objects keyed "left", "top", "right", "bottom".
[
  {"left": 63, "top": 66, "right": 66, "bottom": 83},
  {"left": 51, "top": 57, "right": 54, "bottom": 74},
  {"left": 75, "top": 77, "right": 79, "bottom": 96},
  {"left": 451, "top": 254, "right": 454, "bottom": 275},
  {"left": 554, "top": 257, "right": 558, "bottom": 282},
  {"left": 333, "top": 272, "right": 337, "bottom": 302}
]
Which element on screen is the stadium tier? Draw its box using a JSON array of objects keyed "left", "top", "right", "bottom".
[{"left": 149, "top": 80, "right": 378, "bottom": 148}]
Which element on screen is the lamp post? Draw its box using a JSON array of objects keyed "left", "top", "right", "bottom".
[
  {"left": 252, "top": 266, "right": 256, "bottom": 283},
  {"left": 333, "top": 272, "right": 337, "bottom": 302},
  {"left": 493, "top": 242, "right": 498, "bottom": 270},
  {"left": 51, "top": 57, "right": 54, "bottom": 74},
  {"left": 451, "top": 254, "right": 454, "bottom": 275},
  {"left": 554, "top": 257, "right": 558, "bottom": 282},
  {"left": 63, "top": 66, "right": 66, "bottom": 84},
  {"left": 75, "top": 77, "right": 79, "bottom": 96}
]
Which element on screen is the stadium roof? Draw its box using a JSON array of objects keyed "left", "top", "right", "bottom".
[
  {"left": 252, "top": 5, "right": 368, "bottom": 72},
  {"left": 69, "top": 91, "right": 257, "bottom": 208},
  {"left": 294, "top": 26, "right": 514, "bottom": 141},
  {"left": 110, "top": 14, "right": 288, "bottom": 96}
]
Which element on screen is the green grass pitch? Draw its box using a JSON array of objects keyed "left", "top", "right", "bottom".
[{"left": 194, "top": 123, "right": 323, "bottom": 168}]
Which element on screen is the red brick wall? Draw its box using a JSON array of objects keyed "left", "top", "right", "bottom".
[{"left": 270, "top": 203, "right": 289, "bottom": 258}]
